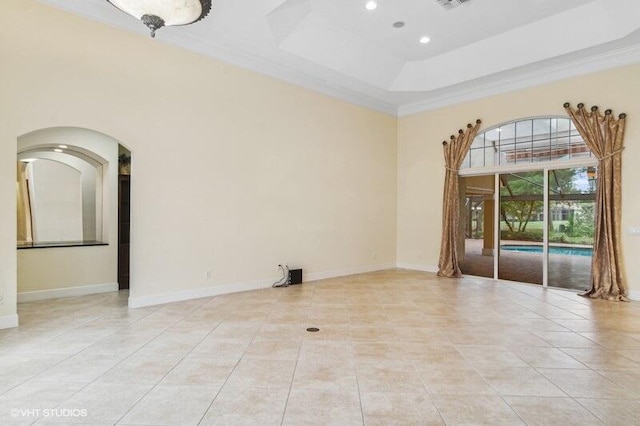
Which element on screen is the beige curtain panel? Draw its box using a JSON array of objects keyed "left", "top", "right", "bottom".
[
  {"left": 437, "top": 119, "right": 482, "bottom": 278},
  {"left": 564, "top": 102, "right": 628, "bottom": 301}
]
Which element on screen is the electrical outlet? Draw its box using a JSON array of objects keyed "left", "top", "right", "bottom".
[{"left": 205, "top": 271, "right": 212, "bottom": 280}]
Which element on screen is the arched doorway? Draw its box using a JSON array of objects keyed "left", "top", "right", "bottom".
[{"left": 16, "top": 127, "right": 132, "bottom": 300}]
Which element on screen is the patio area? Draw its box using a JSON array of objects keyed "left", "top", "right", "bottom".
[{"left": 460, "top": 239, "right": 591, "bottom": 291}]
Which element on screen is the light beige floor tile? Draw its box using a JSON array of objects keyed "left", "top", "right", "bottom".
[
  {"left": 298, "top": 340, "right": 355, "bottom": 362},
  {"left": 81, "top": 332, "right": 158, "bottom": 356},
  {"left": 353, "top": 342, "right": 406, "bottom": 361},
  {"left": 31, "top": 353, "right": 125, "bottom": 384},
  {"left": 199, "top": 386, "right": 287, "bottom": 426},
  {"left": 0, "top": 374, "right": 31, "bottom": 396},
  {"left": 431, "top": 394, "right": 523, "bottom": 425},
  {"left": 96, "top": 355, "right": 181, "bottom": 385},
  {"left": 504, "top": 396, "right": 602, "bottom": 426},
  {"left": 256, "top": 324, "right": 306, "bottom": 339},
  {"left": 133, "top": 333, "right": 205, "bottom": 358},
  {"left": 225, "top": 358, "right": 296, "bottom": 388},
  {"left": 616, "top": 349, "right": 640, "bottom": 363},
  {"left": 361, "top": 391, "right": 444, "bottom": 425},
  {"left": 596, "top": 370, "right": 640, "bottom": 397},
  {"left": 418, "top": 364, "right": 495, "bottom": 396},
  {"left": 579, "top": 332, "right": 640, "bottom": 350},
  {"left": 513, "top": 347, "right": 587, "bottom": 369},
  {"left": 406, "top": 343, "right": 469, "bottom": 366},
  {"left": 292, "top": 359, "right": 358, "bottom": 391},
  {"left": 456, "top": 345, "right": 529, "bottom": 371},
  {"left": 243, "top": 339, "right": 301, "bottom": 361},
  {"left": 283, "top": 389, "right": 362, "bottom": 426},
  {"left": 160, "top": 358, "right": 238, "bottom": 386},
  {"left": 576, "top": 398, "right": 640, "bottom": 425},
  {"left": 118, "top": 384, "right": 219, "bottom": 425},
  {"left": 479, "top": 367, "right": 566, "bottom": 397},
  {"left": 356, "top": 359, "right": 426, "bottom": 393},
  {"left": 392, "top": 327, "right": 450, "bottom": 343},
  {"left": 208, "top": 322, "right": 261, "bottom": 339},
  {"left": 42, "top": 383, "right": 151, "bottom": 424},
  {"left": 349, "top": 326, "right": 398, "bottom": 342},
  {"left": 534, "top": 331, "right": 602, "bottom": 349},
  {"left": 537, "top": 368, "right": 631, "bottom": 399},
  {"left": 188, "top": 337, "right": 250, "bottom": 360},
  {"left": 0, "top": 353, "right": 70, "bottom": 378},
  {"left": 561, "top": 348, "right": 640, "bottom": 370},
  {"left": 6, "top": 270, "right": 640, "bottom": 425}
]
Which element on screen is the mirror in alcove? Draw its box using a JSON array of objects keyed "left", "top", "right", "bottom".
[{"left": 17, "top": 145, "right": 106, "bottom": 247}]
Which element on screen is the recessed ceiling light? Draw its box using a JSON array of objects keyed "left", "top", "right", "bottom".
[
  {"left": 20, "top": 158, "right": 36, "bottom": 163},
  {"left": 54, "top": 148, "right": 63, "bottom": 153},
  {"left": 419, "top": 36, "right": 431, "bottom": 44},
  {"left": 58, "top": 145, "right": 68, "bottom": 149},
  {"left": 365, "top": 1, "right": 377, "bottom": 11}
]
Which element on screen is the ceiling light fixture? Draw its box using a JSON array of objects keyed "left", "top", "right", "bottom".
[
  {"left": 365, "top": 1, "right": 378, "bottom": 11},
  {"left": 419, "top": 36, "right": 431, "bottom": 44},
  {"left": 54, "top": 149, "right": 63, "bottom": 153},
  {"left": 58, "top": 145, "right": 68, "bottom": 149},
  {"left": 20, "top": 159, "right": 36, "bottom": 163},
  {"left": 106, "top": 0, "right": 212, "bottom": 38}
]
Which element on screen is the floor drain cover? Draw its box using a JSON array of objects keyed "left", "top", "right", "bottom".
[{"left": 306, "top": 327, "right": 320, "bottom": 332}]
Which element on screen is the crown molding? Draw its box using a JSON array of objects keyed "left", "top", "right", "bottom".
[{"left": 397, "top": 42, "right": 640, "bottom": 117}]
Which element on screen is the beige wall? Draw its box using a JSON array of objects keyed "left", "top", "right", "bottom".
[
  {"left": 397, "top": 64, "right": 640, "bottom": 295},
  {"left": 0, "top": 0, "right": 397, "bottom": 320}
]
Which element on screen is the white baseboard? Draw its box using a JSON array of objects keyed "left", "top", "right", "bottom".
[
  {"left": 395, "top": 262, "right": 439, "bottom": 273},
  {"left": 18, "top": 282, "right": 119, "bottom": 303},
  {"left": 128, "top": 263, "right": 396, "bottom": 309},
  {"left": 0, "top": 313, "right": 19, "bottom": 330},
  {"left": 128, "top": 278, "right": 274, "bottom": 309},
  {"left": 628, "top": 290, "right": 640, "bottom": 302}
]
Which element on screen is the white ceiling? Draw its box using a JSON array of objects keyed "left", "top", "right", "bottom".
[{"left": 38, "top": 0, "right": 640, "bottom": 115}]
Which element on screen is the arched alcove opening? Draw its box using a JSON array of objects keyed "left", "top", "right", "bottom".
[{"left": 16, "top": 127, "right": 132, "bottom": 301}]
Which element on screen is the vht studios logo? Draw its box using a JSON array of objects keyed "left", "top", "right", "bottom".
[{"left": 11, "top": 408, "right": 88, "bottom": 418}]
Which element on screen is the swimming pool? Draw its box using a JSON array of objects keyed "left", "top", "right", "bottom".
[{"left": 501, "top": 245, "right": 593, "bottom": 257}]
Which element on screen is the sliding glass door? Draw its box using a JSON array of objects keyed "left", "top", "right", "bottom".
[
  {"left": 498, "top": 171, "right": 544, "bottom": 285},
  {"left": 547, "top": 167, "right": 595, "bottom": 291}
]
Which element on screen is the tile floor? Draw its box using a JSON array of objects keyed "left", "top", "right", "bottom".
[{"left": 1, "top": 269, "right": 640, "bottom": 425}]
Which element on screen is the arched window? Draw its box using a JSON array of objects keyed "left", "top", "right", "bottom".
[{"left": 461, "top": 117, "right": 592, "bottom": 170}]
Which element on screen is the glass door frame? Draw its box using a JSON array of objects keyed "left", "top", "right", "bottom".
[{"left": 460, "top": 157, "right": 597, "bottom": 288}]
